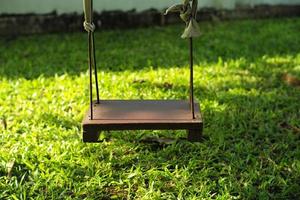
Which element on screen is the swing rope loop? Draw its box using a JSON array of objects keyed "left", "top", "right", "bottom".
[
  {"left": 165, "top": 0, "right": 201, "bottom": 39},
  {"left": 83, "top": 0, "right": 95, "bottom": 32},
  {"left": 84, "top": 21, "right": 96, "bottom": 32}
]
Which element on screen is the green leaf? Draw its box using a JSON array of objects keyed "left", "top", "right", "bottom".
[
  {"left": 181, "top": 18, "right": 201, "bottom": 38},
  {"left": 165, "top": 4, "right": 183, "bottom": 15}
]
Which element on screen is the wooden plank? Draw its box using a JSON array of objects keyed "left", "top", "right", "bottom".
[{"left": 82, "top": 100, "right": 203, "bottom": 142}]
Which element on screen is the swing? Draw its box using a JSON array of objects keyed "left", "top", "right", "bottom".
[{"left": 82, "top": 0, "right": 203, "bottom": 142}]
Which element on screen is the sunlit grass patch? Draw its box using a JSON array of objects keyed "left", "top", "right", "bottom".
[{"left": 0, "top": 17, "right": 300, "bottom": 199}]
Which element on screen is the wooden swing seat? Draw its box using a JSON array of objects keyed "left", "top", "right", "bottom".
[
  {"left": 82, "top": 0, "right": 203, "bottom": 142},
  {"left": 82, "top": 100, "right": 202, "bottom": 142}
]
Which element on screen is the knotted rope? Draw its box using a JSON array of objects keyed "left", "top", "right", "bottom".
[
  {"left": 83, "top": 21, "right": 96, "bottom": 32},
  {"left": 83, "top": 0, "right": 95, "bottom": 32},
  {"left": 165, "top": 0, "right": 201, "bottom": 39}
]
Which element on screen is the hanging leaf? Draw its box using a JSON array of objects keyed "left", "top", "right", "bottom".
[
  {"left": 180, "top": 5, "right": 192, "bottom": 23},
  {"left": 165, "top": 4, "right": 184, "bottom": 15},
  {"left": 181, "top": 18, "right": 201, "bottom": 38},
  {"left": 165, "top": 0, "right": 201, "bottom": 39}
]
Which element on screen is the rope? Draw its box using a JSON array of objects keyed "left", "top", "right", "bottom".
[
  {"left": 83, "top": 21, "right": 95, "bottom": 32},
  {"left": 165, "top": 0, "right": 200, "bottom": 39}
]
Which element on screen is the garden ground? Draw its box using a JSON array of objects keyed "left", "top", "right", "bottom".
[{"left": 0, "top": 18, "right": 300, "bottom": 199}]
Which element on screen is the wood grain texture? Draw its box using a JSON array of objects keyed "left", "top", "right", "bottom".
[{"left": 82, "top": 100, "right": 203, "bottom": 142}]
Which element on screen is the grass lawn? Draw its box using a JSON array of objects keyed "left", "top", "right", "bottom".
[{"left": 1, "top": 17, "right": 300, "bottom": 199}]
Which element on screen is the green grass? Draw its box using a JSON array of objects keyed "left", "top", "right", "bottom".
[{"left": 1, "top": 17, "right": 300, "bottom": 199}]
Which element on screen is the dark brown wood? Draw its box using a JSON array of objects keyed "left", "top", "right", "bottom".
[{"left": 82, "top": 100, "right": 203, "bottom": 142}]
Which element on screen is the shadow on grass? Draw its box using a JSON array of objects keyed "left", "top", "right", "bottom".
[
  {"left": 77, "top": 76, "right": 300, "bottom": 198},
  {"left": 40, "top": 113, "right": 81, "bottom": 130},
  {"left": 0, "top": 18, "right": 299, "bottom": 79}
]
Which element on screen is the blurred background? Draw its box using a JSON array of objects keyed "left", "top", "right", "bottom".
[{"left": 1, "top": 0, "right": 300, "bottom": 35}]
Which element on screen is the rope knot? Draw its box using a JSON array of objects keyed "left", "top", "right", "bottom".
[
  {"left": 165, "top": 0, "right": 201, "bottom": 38},
  {"left": 83, "top": 21, "right": 96, "bottom": 32}
]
